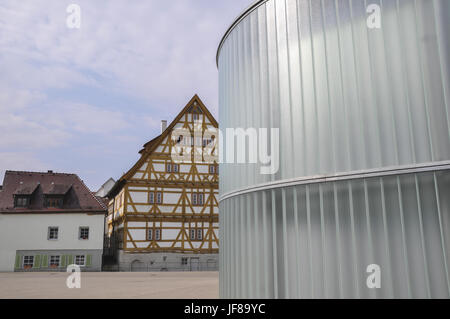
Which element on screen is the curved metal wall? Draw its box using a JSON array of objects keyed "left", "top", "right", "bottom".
[{"left": 218, "top": 0, "right": 450, "bottom": 298}]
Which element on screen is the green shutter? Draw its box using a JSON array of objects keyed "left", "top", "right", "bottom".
[
  {"left": 86, "top": 255, "right": 92, "bottom": 267},
  {"left": 68, "top": 255, "right": 74, "bottom": 265},
  {"left": 14, "top": 255, "right": 21, "bottom": 269},
  {"left": 41, "top": 255, "right": 48, "bottom": 268},
  {"left": 61, "top": 255, "right": 66, "bottom": 268},
  {"left": 33, "top": 255, "right": 41, "bottom": 269}
]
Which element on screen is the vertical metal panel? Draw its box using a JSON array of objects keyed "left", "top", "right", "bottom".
[{"left": 218, "top": 0, "right": 450, "bottom": 299}]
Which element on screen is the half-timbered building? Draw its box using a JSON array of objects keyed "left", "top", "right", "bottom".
[{"left": 105, "top": 95, "right": 219, "bottom": 271}]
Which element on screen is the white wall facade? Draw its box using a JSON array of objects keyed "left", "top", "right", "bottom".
[{"left": 0, "top": 213, "right": 104, "bottom": 271}]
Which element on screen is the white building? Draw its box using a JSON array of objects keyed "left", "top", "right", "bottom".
[
  {"left": 95, "top": 178, "right": 116, "bottom": 198},
  {"left": 0, "top": 171, "right": 106, "bottom": 272}
]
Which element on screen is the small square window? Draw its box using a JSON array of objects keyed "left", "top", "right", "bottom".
[
  {"left": 23, "top": 256, "right": 34, "bottom": 268},
  {"left": 49, "top": 255, "right": 60, "bottom": 267},
  {"left": 181, "top": 257, "right": 188, "bottom": 265},
  {"left": 79, "top": 227, "right": 89, "bottom": 240},
  {"left": 48, "top": 227, "right": 59, "bottom": 240},
  {"left": 75, "top": 255, "right": 85, "bottom": 266}
]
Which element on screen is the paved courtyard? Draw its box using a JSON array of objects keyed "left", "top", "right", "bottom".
[{"left": 0, "top": 271, "right": 219, "bottom": 299}]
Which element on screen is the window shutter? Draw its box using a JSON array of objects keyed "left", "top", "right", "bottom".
[
  {"left": 14, "top": 255, "right": 21, "bottom": 269},
  {"left": 41, "top": 255, "right": 48, "bottom": 268},
  {"left": 68, "top": 255, "right": 74, "bottom": 265},
  {"left": 33, "top": 255, "right": 41, "bottom": 269},
  {"left": 86, "top": 255, "right": 92, "bottom": 267},
  {"left": 61, "top": 255, "right": 67, "bottom": 268}
]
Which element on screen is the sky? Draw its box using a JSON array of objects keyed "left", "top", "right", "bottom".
[{"left": 0, "top": 0, "right": 251, "bottom": 191}]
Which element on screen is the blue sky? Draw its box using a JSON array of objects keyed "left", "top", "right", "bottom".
[{"left": 0, "top": 0, "right": 250, "bottom": 191}]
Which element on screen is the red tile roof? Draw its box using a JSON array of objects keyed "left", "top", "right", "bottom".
[{"left": 0, "top": 171, "right": 106, "bottom": 214}]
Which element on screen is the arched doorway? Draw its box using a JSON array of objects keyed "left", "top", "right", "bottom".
[{"left": 130, "top": 259, "right": 144, "bottom": 272}]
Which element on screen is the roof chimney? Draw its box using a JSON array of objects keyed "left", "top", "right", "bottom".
[{"left": 161, "top": 120, "right": 167, "bottom": 133}]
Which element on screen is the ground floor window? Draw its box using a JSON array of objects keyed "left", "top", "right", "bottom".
[
  {"left": 181, "top": 257, "right": 188, "bottom": 265},
  {"left": 23, "top": 256, "right": 34, "bottom": 269},
  {"left": 49, "top": 255, "right": 60, "bottom": 268},
  {"left": 75, "top": 255, "right": 85, "bottom": 266}
]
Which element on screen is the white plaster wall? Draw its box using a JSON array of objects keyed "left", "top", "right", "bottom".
[
  {"left": 129, "top": 191, "right": 148, "bottom": 203},
  {"left": 0, "top": 213, "right": 104, "bottom": 272}
]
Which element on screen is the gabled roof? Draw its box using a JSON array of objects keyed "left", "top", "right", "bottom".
[
  {"left": 107, "top": 94, "right": 218, "bottom": 198},
  {"left": 0, "top": 171, "right": 106, "bottom": 214}
]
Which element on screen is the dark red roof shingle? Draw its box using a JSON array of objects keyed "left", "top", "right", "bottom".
[{"left": 0, "top": 171, "right": 106, "bottom": 213}]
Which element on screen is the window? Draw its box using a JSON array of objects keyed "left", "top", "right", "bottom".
[
  {"left": 15, "top": 196, "right": 29, "bottom": 208},
  {"left": 48, "top": 227, "right": 59, "bottom": 240},
  {"left": 209, "top": 165, "right": 215, "bottom": 174},
  {"left": 176, "top": 135, "right": 183, "bottom": 144},
  {"left": 156, "top": 192, "right": 162, "bottom": 204},
  {"left": 167, "top": 163, "right": 179, "bottom": 173},
  {"left": 49, "top": 255, "right": 60, "bottom": 267},
  {"left": 155, "top": 229, "right": 161, "bottom": 241},
  {"left": 192, "top": 193, "right": 204, "bottom": 206},
  {"left": 79, "top": 227, "right": 89, "bottom": 240},
  {"left": 203, "top": 139, "right": 212, "bottom": 147},
  {"left": 23, "top": 256, "right": 34, "bottom": 268},
  {"left": 148, "top": 228, "right": 161, "bottom": 241},
  {"left": 147, "top": 228, "right": 153, "bottom": 240},
  {"left": 181, "top": 257, "right": 188, "bottom": 265},
  {"left": 45, "top": 196, "right": 63, "bottom": 208},
  {"left": 193, "top": 113, "right": 199, "bottom": 121},
  {"left": 190, "top": 228, "right": 203, "bottom": 241},
  {"left": 149, "top": 192, "right": 154, "bottom": 204},
  {"left": 75, "top": 255, "right": 85, "bottom": 266}
]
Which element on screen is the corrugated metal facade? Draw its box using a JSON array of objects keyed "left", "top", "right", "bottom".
[{"left": 217, "top": 0, "right": 450, "bottom": 298}]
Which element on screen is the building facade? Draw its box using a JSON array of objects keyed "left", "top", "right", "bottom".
[
  {"left": 217, "top": 0, "right": 450, "bottom": 298},
  {"left": 0, "top": 171, "right": 106, "bottom": 272},
  {"left": 105, "top": 95, "right": 219, "bottom": 271}
]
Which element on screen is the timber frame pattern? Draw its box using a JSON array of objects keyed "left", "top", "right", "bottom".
[{"left": 106, "top": 95, "right": 219, "bottom": 254}]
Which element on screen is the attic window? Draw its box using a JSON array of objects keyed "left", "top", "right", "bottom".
[
  {"left": 45, "top": 196, "right": 63, "bottom": 208},
  {"left": 14, "top": 196, "right": 30, "bottom": 208}
]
